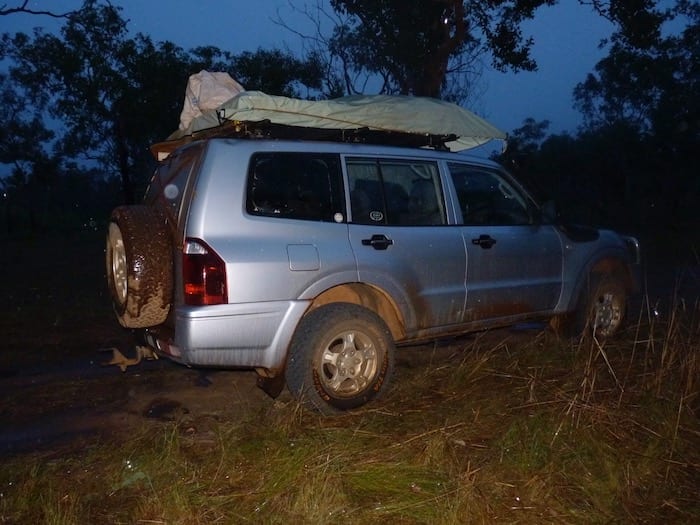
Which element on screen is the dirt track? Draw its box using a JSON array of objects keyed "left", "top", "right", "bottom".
[{"left": 0, "top": 348, "right": 277, "bottom": 455}]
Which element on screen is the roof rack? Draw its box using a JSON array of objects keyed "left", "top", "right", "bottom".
[{"left": 150, "top": 119, "right": 457, "bottom": 161}]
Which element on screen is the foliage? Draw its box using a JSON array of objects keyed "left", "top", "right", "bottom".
[
  {"left": 0, "top": 1, "right": 75, "bottom": 18},
  {"left": 232, "top": 48, "right": 325, "bottom": 99},
  {"left": 287, "top": 0, "right": 563, "bottom": 102},
  {"left": 1, "top": 1, "right": 190, "bottom": 203},
  {"left": 574, "top": 0, "right": 698, "bottom": 137},
  {"left": 0, "top": 74, "right": 54, "bottom": 171},
  {"left": 0, "top": 0, "right": 324, "bottom": 221},
  {"left": 285, "top": 0, "right": 671, "bottom": 103},
  {"left": 498, "top": 1, "right": 699, "bottom": 230}
]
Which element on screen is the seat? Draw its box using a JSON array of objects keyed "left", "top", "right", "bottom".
[{"left": 407, "top": 179, "right": 442, "bottom": 225}]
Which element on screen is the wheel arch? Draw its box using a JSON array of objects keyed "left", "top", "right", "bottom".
[
  {"left": 306, "top": 283, "right": 405, "bottom": 341},
  {"left": 589, "top": 256, "right": 635, "bottom": 290},
  {"left": 565, "top": 252, "right": 635, "bottom": 314},
  {"left": 552, "top": 253, "right": 635, "bottom": 338}
]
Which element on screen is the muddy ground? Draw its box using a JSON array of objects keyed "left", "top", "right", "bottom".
[
  {"left": 0, "top": 232, "right": 283, "bottom": 456},
  {"left": 1, "top": 230, "right": 697, "bottom": 457}
]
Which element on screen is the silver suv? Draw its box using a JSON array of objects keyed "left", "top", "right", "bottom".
[{"left": 106, "top": 138, "right": 640, "bottom": 414}]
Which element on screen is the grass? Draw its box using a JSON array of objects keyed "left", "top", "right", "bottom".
[
  {"left": 1, "top": 232, "right": 698, "bottom": 523},
  {"left": 1, "top": 306, "right": 698, "bottom": 524}
]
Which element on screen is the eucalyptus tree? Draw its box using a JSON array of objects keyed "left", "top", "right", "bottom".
[
  {"left": 0, "top": 1, "right": 191, "bottom": 202},
  {"left": 1, "top": 1, "right": 325, "bottom": 203},
  {"left": 281, "top": 0, "right": 669, "bottom": 105},
  {"left": 573, "top": 0, "right": 699, "bottom": 225},
  {"left": 0, "top": 0, "right": 75, "bottom": 17}
]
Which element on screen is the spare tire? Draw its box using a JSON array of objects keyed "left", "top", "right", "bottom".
[{"left": 106, "top": 205, "right": 173, "bottom": 328}]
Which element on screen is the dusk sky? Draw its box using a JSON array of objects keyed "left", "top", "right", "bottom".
[{"left": 2, "top": 1, "right": 619, "bottom": 136}]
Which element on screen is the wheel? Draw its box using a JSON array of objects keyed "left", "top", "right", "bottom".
[
  {"left": 585, "top": 275, "right": 627, "bottom": 338},
  {"left": 105, "top": 205, "right": 173, "bottom": 328},
  {"left": 554, "top": 273, "right": 627, "bottom": 339},
  {"left": 285, "top": 303, "right": 395, "bottom": 415}
]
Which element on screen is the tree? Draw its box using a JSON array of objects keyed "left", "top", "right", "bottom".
[
  {"left": 580, "top": 0, "right": 668, "bottom": 49},
  {"left": 0, "top": 0, "right": 75, "bottom": 17},
  {"left": 2, "top": 1, "right": 152, "bottom": 202},
  {"left": 0, "top": 73, "right": 54, "bottom": 172},
  {"left": 231, "top": 48, "right": 324, "bottom": 98},
  {"left": 573, "top": 0, "right": 699, "bottom": 226},
  {"left": 283, "top": 0, "right": 556, "bottom": 102},
  {"left": 281, "top": 0, "right": 669, "bottom": 104},
  {"left": 574, "top": 1, "right": 697, "bottom": 137},
  {"left": 1, "top": 1, "right": 326, "bottom": 203}
]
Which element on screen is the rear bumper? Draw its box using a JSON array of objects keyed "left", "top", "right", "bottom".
[{"left": 144, "top": 300, "right": 310, "bottom": 371}]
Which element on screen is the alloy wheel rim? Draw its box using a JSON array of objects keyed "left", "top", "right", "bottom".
[
  {"left": 319, "top": 330, "right": 379, "bottom": 397},
  {"left": 108, "top": 223, "right": 128, "bottom": 306}
]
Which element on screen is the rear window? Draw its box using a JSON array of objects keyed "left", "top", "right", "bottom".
[
  {"left": 246, "top": 153, "right": 345, "bottom": 222},
  {"left": 145, "top": 145, "right": 201, "bottom": 219}
]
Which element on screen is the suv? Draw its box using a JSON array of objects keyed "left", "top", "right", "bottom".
[{"left": 106, "top": 138, "right": 640, "bottom": 414}]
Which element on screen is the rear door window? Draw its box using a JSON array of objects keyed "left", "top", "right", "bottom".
[{"left": 347, "top": 158, "right": 445, "bottom": 226}]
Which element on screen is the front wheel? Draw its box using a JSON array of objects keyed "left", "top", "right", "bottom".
[
  {"left": 554, "top": 273, "right": 627, "bottom": 339},
  {"left": 586, "top": 275, "right": 627, "bottom": 338},
  {"left": 285, "top": 303, "right": 395, "bottom": 415}
]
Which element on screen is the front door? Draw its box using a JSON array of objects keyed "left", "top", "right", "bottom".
[{"left": 447, "top": 163, "right": 563, "bottom": 322}]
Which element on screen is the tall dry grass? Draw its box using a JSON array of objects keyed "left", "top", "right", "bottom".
[{"left": 1, "top": 295, "right": 698, "bottom": 524}]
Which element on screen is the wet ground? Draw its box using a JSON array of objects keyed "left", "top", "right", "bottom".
[
  {"left": 1, "top": 231, "right": 698, "bottom": 457},
  {"left": 0, "top": 351, "right": 273, "bottom": 456},
  {"left": 0, "top": 232, "right": 273, "bottom": 457}
]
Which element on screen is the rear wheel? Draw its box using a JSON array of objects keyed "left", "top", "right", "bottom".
[
  {"left": 106, "top": 206, "right": 173, "bottom": 328},
  {"left": 286, "top": 303, "right": 395, "bottom": 415}
]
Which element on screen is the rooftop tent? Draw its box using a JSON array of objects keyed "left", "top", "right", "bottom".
[{"left": 153, "top": 89, "right": 507, "bottom": 160}]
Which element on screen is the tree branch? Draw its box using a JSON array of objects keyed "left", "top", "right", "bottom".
[{"left": 0, "top": 0, "right": 75, "bottom": 18}]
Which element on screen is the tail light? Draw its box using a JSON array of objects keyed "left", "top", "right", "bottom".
[{"left": 183, "top": 239, "right": 228, "bottom": 305}]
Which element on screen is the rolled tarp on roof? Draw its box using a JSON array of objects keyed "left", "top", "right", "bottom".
[{"left": 168, "top": 90, "right": 506, "bottom": 152}]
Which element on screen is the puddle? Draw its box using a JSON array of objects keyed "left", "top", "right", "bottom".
[{"left": 143, "top": 398, "right": 189, "bottom": 420}]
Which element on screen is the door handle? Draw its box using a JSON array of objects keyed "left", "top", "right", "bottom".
[
  {"left": 471, "top": 234, "right": 496, "bottom": 249},
  {"left": 362, "top": 234, "right": 394, "bottom": 250}
]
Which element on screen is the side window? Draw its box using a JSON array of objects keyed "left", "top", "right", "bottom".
[
  {"left": 448, "top": 163, "right": 532, "bottom": 226},
  {"left": 247, "top": 153, "right": 344, "bottom": 222},
  {"left": 347, "top": 158, "right": 445, "bottom": 226}
]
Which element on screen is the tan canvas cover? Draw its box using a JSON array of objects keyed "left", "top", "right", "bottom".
[
  {"left": 169, "top": 90, "right": 506, "bottom": 152},
  {"left": 178, "top": 71, "right": 245, "bottom": 131}
]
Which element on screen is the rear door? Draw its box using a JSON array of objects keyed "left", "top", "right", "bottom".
[
  {"left": 346, "top": 156, "right": 466, "bottom": 333},
  {"left": 447, "top": 162, "right": 563, "bottom": 322}
]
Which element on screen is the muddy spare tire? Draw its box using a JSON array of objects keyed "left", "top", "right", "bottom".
[{"left": 106, "top": 205, "right": 173, "bottom": 328}]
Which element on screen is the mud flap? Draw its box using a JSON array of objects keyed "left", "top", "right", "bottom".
[
  {"left": 100, "top": 346, "right": 158, "bottom": 372},
  {"left": 256, "top": 372, "right": 286, "bottom": 399}
]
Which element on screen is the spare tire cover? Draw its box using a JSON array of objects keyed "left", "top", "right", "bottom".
[{"left": 106, "top": 205, "right": 173, "bottom": 328}]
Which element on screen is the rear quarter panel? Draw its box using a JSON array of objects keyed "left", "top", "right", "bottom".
[{"left": 184, "top": 140, "right": 358, "bottom": 304}]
